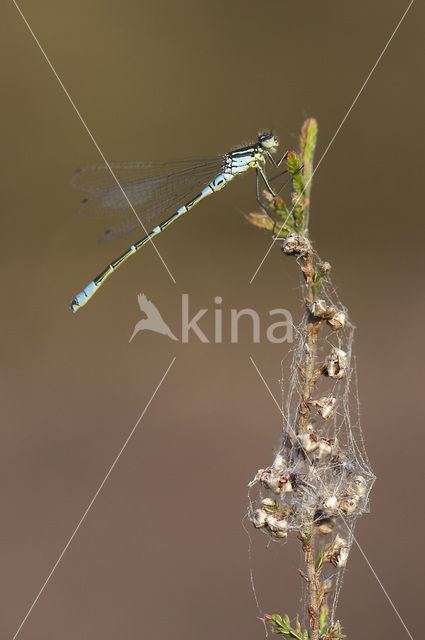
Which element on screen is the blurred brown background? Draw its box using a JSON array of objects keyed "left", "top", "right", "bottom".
[{"left": 1, "top": 1, "right": 423, "bottom": 638}]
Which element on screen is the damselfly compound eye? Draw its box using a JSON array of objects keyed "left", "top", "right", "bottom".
[{"left": 258, "top": 132, "right": 279, "bottom": 151}]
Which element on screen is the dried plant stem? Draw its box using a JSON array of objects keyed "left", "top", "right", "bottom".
[
  {"left": 301, "top": 530, "right": 320, "bottom": 640},
  {"left": 298, "top": 254, "right": 322, "bottom": 640}
]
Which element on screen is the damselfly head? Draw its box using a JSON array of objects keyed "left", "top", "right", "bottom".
[{"left": 258, "top": 132, "right": 279, "bottom": 152}]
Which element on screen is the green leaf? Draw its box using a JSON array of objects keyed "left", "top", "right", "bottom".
[
  {"left": 265, "top": 613, "right": 309, "bottom": 640},
  {"left": 320, "top": 621, "right": 347, "bottom": 640},
  {"left": 273, "top": 198, "right": 291, "bottom": 217},
  {"left": 286, "top": 152, "right": 304, "bottom": 193},
  {"left": 333, "top": 623, "right": 347, "bottom": 639},
  {"left": 299, "top": 118, "right": 318, "bottom": 200},
  {"left": 312, "top": 273, "right": 325, "bottom": 298},
  {"left": 263, "top": 504, "right": 278, "bottom": 513},
  {"left": 247, "top": 212, "right": 274, "bottom": 231},
  {"left": 315, "top": 548, "right": 324, "bottom": 572},
  {"left": 275, "top": 224, "right": 295, "bottom": 239},
  {"left": 303, "top": 527, "right": 312, "bottom": 542},
  {"left": 319, "top": 607, "right": 328, "bottom": 633}
]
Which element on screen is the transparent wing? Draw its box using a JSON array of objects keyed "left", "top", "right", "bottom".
[{"left": 71, "top": 157, "right": 224, "bottom": 242}]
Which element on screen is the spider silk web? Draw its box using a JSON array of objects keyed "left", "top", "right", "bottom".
[{"left": 248, "top": 247, "right": 376, "bottom": 630}]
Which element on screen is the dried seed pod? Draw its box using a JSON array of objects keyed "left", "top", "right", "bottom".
[
  {"left": 320, "top": 261, "right": 332, "bottom": 274},
  {"left": 267, "top": 514, "right": 288, "bottom": 538},
  {"left": 322, "top": 495, "right": 339, "bottom": 516},
  {"left": 259, "top": 469, "right": 281, "bottom": 494},
  {"left": 258, "top": 468, "right": 293, "bottom": 494},
  {"left": 282, "top": 232, "right": 311, "bottom": 256},
  {"left": 331, "top": 450, "right": 345, "bottom": 466},
  {"left": 339, "top": 494, "right": 360, "bottom": 515},
  {"left": 272, "top": 530, "right": 289, "bottom": 539},
  {"left": 272, "top": 453, "right": 286, "bottom": 471},
  {"left": 261, "top": 498, "right": 277, "bottom": 508},
  {"left": 265, "top": 474, "right": 281, "bottom": 494},
  {"left": 327, "top": 310, "right": 346, "bottom": 329},
  {"left": 252, "top": 508, "right": 268, "bottom": 528},
  {"left": 315, "top": 516, "right": 336, "bottom": 535},
  {"left": 314, "top": 396, "right": 336, "bottom": 419},
  {"left": 331, "top": 535, "right": 350, "bottom": 567},
  {"left": 299, "top": 431, "right": 319, "bottom": 453},
  {"left": 266, "top": 515, "right": 285, "bottom": 531},
  {"left": 309, "top": 299, "right": 329, "bottom": 318},
  {"left": 327, "top": 348, "right": 347, "bottom": 379},
  {"left": 280, "top": 475, "right": 293, "bottom": 493},
  {"left": 317, "top": 437, "right": 338, "bottom": 459},
  {"left": 336, "top": 548, "right": 349, "bottom": 567},
  {"left": 351, "top": 475, "right": 367, "bottom": 497}
]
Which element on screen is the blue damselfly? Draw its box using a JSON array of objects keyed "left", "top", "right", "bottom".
[{"left": 70, "top": 132, "right": 288, "bottom": 312}]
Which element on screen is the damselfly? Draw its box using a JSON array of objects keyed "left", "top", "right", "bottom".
[{"left": 70, "top": 132, "right": 288, "bottom": 312}]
